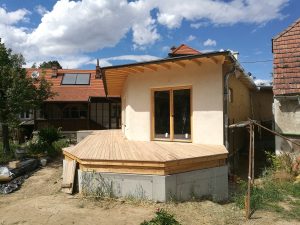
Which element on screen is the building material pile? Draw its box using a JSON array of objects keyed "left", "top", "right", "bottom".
[{"left": 0, "top": 158, "right": 39, "bottom": 194}]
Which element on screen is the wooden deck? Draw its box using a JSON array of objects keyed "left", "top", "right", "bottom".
[{"left": 63, "top": 130, "right": 228, "bottom": 175}]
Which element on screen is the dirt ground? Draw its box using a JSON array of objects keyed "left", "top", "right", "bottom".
[{"left": 0, "top": 160, "right": 299, "bottom": 225}]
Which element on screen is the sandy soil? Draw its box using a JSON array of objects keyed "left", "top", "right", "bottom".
[{"left": 0, "top": 160, "right": 299, "bottom": 225}]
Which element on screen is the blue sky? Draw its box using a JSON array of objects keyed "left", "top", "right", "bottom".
[{"left": 0, "top": 0, "right": 299, "bottom": 83}]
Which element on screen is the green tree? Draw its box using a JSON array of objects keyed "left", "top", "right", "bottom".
[
  {"left": 0, "top": 40, "right": 54, "bottom": 154},
  {"left": 39, "top": 60, "right": 62, "bottom": 69}
]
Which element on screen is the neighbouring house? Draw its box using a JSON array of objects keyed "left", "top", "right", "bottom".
[
  {"left": 63, "top": 44, "right": 261, "bottom": 201},
  {"left": 25, "top": 63, "right": 121, "bottom": 138},
  {"left": 272, "top": 18, "right": 300, "bottom": 155}
]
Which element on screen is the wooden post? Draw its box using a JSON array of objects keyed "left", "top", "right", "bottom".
[
  {"left": 251, "top": 126, "right": 255, "bottom": 184},
  {"left": 245, "top": 122, "right": 253, "bottom": 219}
]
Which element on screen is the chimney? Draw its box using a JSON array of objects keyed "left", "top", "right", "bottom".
[
  {"left": 231, "top": 51, "right": 239, "bottom": 60},
  {"left": 170, "top": 46, "right": 177, "bottom": 53},
  {"left": 95, "top": 58, "right": 102, "bottom": 79},
  {"left": 51, "top": 66, "right": 58, "bottom": 78}
]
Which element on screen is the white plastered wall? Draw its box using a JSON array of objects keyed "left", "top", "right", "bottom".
[{"left": 121, "top": 61, "right": 224, "bottom": 145}]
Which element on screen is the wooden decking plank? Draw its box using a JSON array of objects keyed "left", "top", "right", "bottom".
[
  {"left": 61, "top": 159, "right": 76, "bottom": 194},
  {"left": 63, "top": 130, "right": 228, "bottom": 175}
]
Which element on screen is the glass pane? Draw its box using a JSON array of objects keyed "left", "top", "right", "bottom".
[
  {"left": 103, "top": 103, "right": 109, "bottom": 128},
  {"left": 111, "top": 103, "right": 120, "bottom": 129},
  {"left": 76, "top": 73, "right": 90, "bottom": 84},
  {"left": 62, "top": 74, "right": 76, "bottom": 84},
  {"left": 97, "top": 103, "right": 103, "bottom": 124},
  {"left": 154, "top": 91, "right": 170, "bottom": 139},
  {"left": 173, "top": 89, "right": 191, "bottom": 140}
]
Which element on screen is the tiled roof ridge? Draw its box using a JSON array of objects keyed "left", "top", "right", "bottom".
[{"left": 273, "top": 17, "right": 300, "bottom": 40}]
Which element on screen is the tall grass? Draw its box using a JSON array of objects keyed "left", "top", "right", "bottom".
[{"left": 234, "top": 152, "right": 300, "bottom": 220}]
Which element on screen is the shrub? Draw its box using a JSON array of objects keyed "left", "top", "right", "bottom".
[
  {"left": 26, "top": 128, "right": 68, "bottom": 158},
  {"left": 266, "top": 151, "right": 294, "bottom": 175},
  {"left": 141, "top": 209, "right": 181, "bottom": 225},
  {"left": 49, "top": 139, "right": 69, "bottom": 157},
  {"left": 38, "top": 127, "right": 62, "bottom": 145}
]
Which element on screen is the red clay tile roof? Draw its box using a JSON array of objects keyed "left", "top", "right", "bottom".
[
  {"left": 273, "top": 18, "right": 300, "bottom": 95},
  {"left": 26, "top": 68, "right": 106, "bottom": 102},
  {"left": 169, "top": 44, "right": 201, "bottom": 57}
]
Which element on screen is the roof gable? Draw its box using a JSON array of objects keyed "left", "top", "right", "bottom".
[{"left": 169, "top": 44, "right": 201, "bottom": 57}]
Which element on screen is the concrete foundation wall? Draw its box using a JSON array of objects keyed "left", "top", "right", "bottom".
[{"left": 78, "top": 166, "right": 228, "bottom": 202}]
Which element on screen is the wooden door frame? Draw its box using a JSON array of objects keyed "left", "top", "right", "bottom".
[{"left": 150, "top": 85, "right": 193, "bottom": 142}]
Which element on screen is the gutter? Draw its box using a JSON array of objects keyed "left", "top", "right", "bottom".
[
  {"left": 223, "top": 65, "right": 236, "bottom": 150},
  {"left": 223, "top": 52, "right": 258, "bottom": 150}
]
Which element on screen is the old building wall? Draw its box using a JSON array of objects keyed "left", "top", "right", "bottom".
[
  {"left": 227, "top": 74, "right": 252, "bottom": 155},
  {"left": 252, "top": 88, "right": 273, "bottom": 122},
  {"left": 273, "top": 18, "right": 300, "bottom": 154},
  {"left": 274, "top": 98, "right": 300, "bottom": 154}
]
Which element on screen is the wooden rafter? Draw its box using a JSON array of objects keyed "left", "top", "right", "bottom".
[
  {"left": 173, "top": 61, "right": 186, "bottom": 68},
  {"left": 134, "top": 66, "right": 145, "bottom": 73},
  {"left": 120, "top": 68, "right": 138, "bottom": 74},
  {"left": 210, "top": 56, "right": 219, "bottom": 64},
  {"left": 190, "top": 58, "right": 202, "bottom": 66},
  {"left": 157, "top": 63, "right": 171, "bottom": 70},
  {"left": 142, "top": 65, "right": 158, "bottom": 71}
]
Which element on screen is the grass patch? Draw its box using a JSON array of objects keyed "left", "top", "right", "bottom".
[{"left": 234, "top": 152, "right": 300, "bottom": 221}]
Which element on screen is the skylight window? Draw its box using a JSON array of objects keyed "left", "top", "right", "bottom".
[{"left": 61, "top": 73, "right": 90, "bottom": 85}]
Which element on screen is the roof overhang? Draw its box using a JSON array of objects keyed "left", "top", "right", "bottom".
[{"left": 102, "top": 51, "right": 257, "bottom": 96}]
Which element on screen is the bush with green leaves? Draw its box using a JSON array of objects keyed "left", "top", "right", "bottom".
[
  {"left": 26, "top": 127, "right": 68, "bottom": 158},
  {"left": 141, "top": 208, "right": 181, "bottom": 225},
  {"left": 38, "top": 127, "right": 62, "bottom": 145}
]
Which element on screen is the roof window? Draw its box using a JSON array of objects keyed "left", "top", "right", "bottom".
[{"left": 61, "top": 73, "right": 90, "bottom": 85}]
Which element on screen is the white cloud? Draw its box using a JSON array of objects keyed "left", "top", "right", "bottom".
[
  {"left": 186, "top": 35, "right": 196, "bottom": 42},
  {"left": 203, "top": 38, "right": 217, "bottom": 47},
  {"left": 0, "top": 7, "right": 29, "bottom": 25},
  {"left": 35, "top": 5, "right": 49, "bottom": 16},
  {"left": 200, "top": 49, "right": 215, "bottom": 53},
  {"left": 132, "top": 17, "right": 160, "bottom": 49},
  {"left": 0, "top": 0, "right": 289, "bottom": 68},
  {"left": 156, "top": 0, "right": 289, "bottom": 28},
  {"left": 190, "top": 22, "right": 209, "bottom": 29},
  {"left": 87, "top": 54, "right": 160, "bottom": 68},
  {"left": 105, "top": 55, "right": 160, "bottom": 62},
  {"left": 254, "top": 79, "right": 272, "bottom": 86}
]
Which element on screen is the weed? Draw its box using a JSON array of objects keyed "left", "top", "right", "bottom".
[
  {"left": 141, "top": 208, "right": 181, "bottom": 225},
  {"left": 81, "top": 172, "right": 115, "bottom": 200}
]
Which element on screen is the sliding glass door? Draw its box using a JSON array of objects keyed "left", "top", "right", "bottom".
[{"left": 153, "top": 87, "right": 191, "bottom": 141}]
